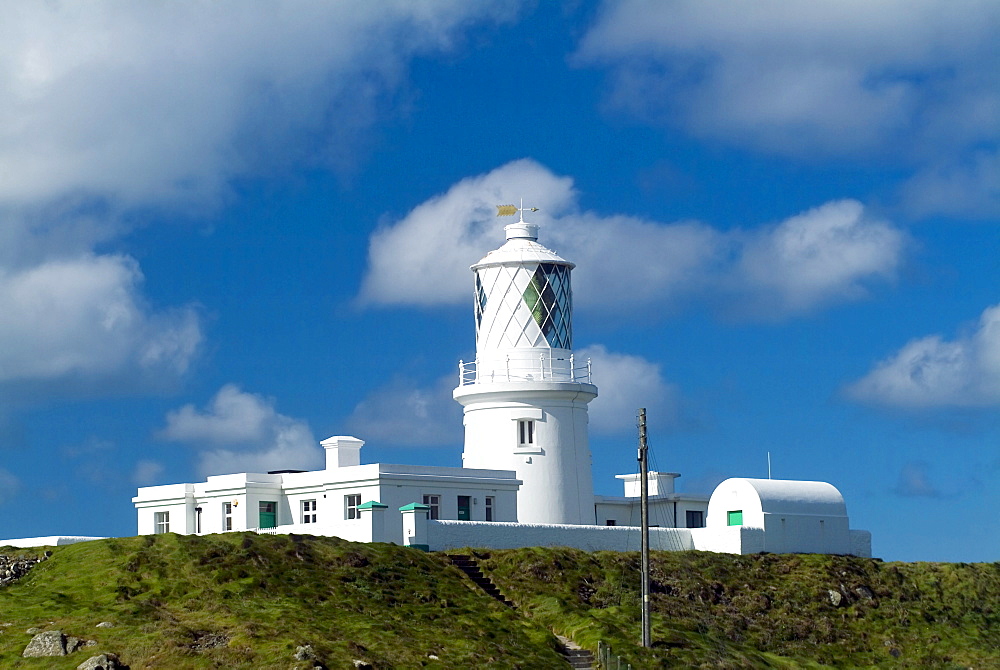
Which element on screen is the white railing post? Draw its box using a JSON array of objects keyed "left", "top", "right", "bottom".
[
  {"left": 458, "top": 360, "right": 464, "bottom": 385},
  {"left": 587, "top": 357, "right": 592, "bottom": 383},
  {"left": 505, "top": 355, "right": 510, "bottom": 381},
  {"left": 570, "top": 354, "right": 575, "bottom": 381}
]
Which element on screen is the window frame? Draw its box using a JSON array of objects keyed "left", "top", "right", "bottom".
[
  {"left": 517, "top": 419, "right": 535, "bottom": 447},
  {"left": 484, "top": 496, "right": 494, "bottom": 522},
  {"left": 422, "top": 494, "right": 441, "bottom": 520},
  {"left": 727, "top": 510, "right": 743, "bottom": 526},
  {"left": 345, "top": 494, "right": 361, "bottom": 520},
  {"left": 222, "top": 502, "right": 233, "bottom": 531},
  {"left": 685, "top": 510, "right": 704, "bottom": 528},
  {"left": 301, "top": 499, "right": 317, "bottom": 524},
  {"left": 154, "top": 511, "right": 170, "bottom": 534}
]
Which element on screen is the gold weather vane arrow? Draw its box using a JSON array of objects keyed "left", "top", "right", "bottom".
[{"left": 496, "top": 200, "right": 540, "bottom": 218}]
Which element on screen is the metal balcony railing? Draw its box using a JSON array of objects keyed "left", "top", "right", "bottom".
[{"left": 458, "top": 354, "right": 592, "bottom": 385}]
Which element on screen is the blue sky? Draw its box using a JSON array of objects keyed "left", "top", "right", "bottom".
[{"left": 1, "top": 1, "right": 998, "bottom": 562}]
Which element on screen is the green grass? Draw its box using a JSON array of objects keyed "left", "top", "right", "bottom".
[
  {"left": 0, "top": 534, "right": 564, "bottom": 669},
  {"left": 474, "top": 547, "right": 1000, "bottom": 669},
  {"left": 2, "top": 537, "right": 999, "bottom": 668}
]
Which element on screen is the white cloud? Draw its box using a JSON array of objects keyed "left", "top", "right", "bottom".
[
  {"left": 733, "top": 200, "right": 904, "bottom": 317},
  {"left": 160, "top": 384, "right": 322, "bottom": 476},
  {"left": 846, "top": 304, "right": 1000, "bottom": 408},
  {"left": 0, "top": 254, "right": 201, "bottom": 385},
  {"left": 346, "top": 375, "right": 463, "bottom": 447},
  {"left": 0, "top": 2, "right": 520, "bottom": 395},
  {"left": 575, "top": 1, "right": 1000, "bottom": 215},
  {"left": 0, "top": 1, "right": 521, "bottom": 207},
  {"left": 580, "top": 345, "right": 679, "bottom": 434},
  {"left": 361, "top": 160, "right": 905, "bottom": 319},
  {"left": 344, "top": 345, "right": 678, "bottom": 442}
]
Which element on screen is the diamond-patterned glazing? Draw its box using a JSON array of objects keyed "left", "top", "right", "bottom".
[
  {"left": 475, "top": 274, "right": 487, "bottom": 329},
  {"left": 521, "top": 263, "right": 572, "bottom": 349}
]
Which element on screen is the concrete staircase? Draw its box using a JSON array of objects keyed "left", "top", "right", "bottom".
[
  {"left": 446, "top": 554, "right": 514, "bottom": 608},
  {"left": 445, "top": 554, "right": 595, "bottom": 669}
]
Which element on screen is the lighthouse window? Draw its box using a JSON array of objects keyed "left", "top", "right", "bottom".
[
  {"left": 521, "top": 263, "right": 572, "bottom": 349},
  {"left": 518, "top": 420, "right": 535, "bottom": 446}
]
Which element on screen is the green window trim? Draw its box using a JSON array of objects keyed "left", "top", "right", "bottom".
[{"left": 727, "top": 510, "right": 743, "bottom": 526}]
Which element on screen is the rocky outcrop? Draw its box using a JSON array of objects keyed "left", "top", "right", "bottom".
[
  {"left": 76, "top": 652, "right": 128, "bottom": 669},
  {"left": 22, "top": 630, "right": 95, "bottom": 657},
  {"left": 0, "top": 552, "right": 48, "bottom": 586}
]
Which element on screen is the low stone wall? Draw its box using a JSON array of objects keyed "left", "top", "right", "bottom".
[{"left": 426, "top": 520, "right": 695, "bottom": 552}]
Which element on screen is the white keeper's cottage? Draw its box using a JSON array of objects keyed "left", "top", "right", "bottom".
[{"left": 130, "top": 210, "right": 871, "bottom": 557}]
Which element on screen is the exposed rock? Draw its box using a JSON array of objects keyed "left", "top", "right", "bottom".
[
  {"left": 23, "top": 630, "right": 69, "bottom": 656},
  {"left": 353, "top": 660, "right": 373, "bottom": 669},
  {"left": 77, "top": 652, "right": 128, "bottom": 670},
  {"left": 294, "top": 644, "right": 316, "bottom": 661},
  {"left": 95, "top": 622, "right": 115, "bottom": 628},
  {"left": 25, "top": 627, "right": 42, "bottom": 634},
  {"left": 827, "top": 589, "right": 843, "bottom": 607},
  {"left": 0, "top": 554, "right": 45, "bottom": 587},
  {"left": 855, "top": 585, "right": 875, "bottom": 600}
]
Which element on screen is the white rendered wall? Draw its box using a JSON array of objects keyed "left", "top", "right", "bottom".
[
  {"left": 456, "top": 384, "right": 596, "bottom": 525},
  {"left": 427, "top": 520, "right": 694, "bottom": 552}
]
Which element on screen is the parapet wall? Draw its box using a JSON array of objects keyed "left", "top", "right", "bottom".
[{"left": 427, "top": 520, "right": 694, "bottom": 552}]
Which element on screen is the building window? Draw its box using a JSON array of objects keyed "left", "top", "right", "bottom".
[
  {"left": 154, "top": 511, "right": 170, "bottom": 534},
  {"left": 606, "top": 519, "right": 617, "bottom": 527},
  {"left": 302, "top": 499, "right": 317, "bottom": 524},
  {"left": 195, "top": 507, "right": 202, "bottom": 534},
  {"left": 727, "top": 510, "right": 743, "bottom": 526},
  {"left": 345, "top": 494, "right": 361, "bottom": 520},
  {"left": 422, "top": 494, "right": 440, "bottom": 520},
  {"left": 485, "top": 496, "right": 494, "bottom": 522},
  {"left": 518, "top": 419, "right": 534, "bottom": 446},
  {"left": 686, "top": 510, "right": 705, "bottom": 528},
  {"left": 222, "top": 502, "right": 233, "bottom": 531}
]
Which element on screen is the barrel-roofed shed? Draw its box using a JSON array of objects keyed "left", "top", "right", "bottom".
[{"left": 705, "top": 478, "right": 857, "bottom": 555}]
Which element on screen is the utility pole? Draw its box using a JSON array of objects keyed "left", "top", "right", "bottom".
[{"left": 638, "top": 408, "right": 651, "bottom": 648}]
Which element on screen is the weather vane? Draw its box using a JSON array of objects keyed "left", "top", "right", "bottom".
[{"left": 496, "top": 198, "right": 539, "bottom": 222}]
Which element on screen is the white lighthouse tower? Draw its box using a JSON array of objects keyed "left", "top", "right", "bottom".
[{"left": 454, "top": 208, "right": 597, "bottom": 525}]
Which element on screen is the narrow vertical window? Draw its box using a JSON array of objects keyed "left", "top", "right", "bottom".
[
  {"left": 195, "top": 507, "right": 202, "bottom": 534},
  {"left": 222, "top": 502, "right": 233, "bottom": 531},
  {"left": 422, "top": 494, "right": 440, "bottom": 520},
  {"left": 484, "top": 496, "right": 494, "bottom": 522},
  {"left": 154, "top": 511, "right": 170, "bottom": 534},
  {"left": 345, "top": 494, "right": 361, "bottom": 520},
  {"left": 518, "top": 420, "right": 534, "bottom": 446},
  {"left": 301, "top": 499, "right": 317, "bottom": 524}
]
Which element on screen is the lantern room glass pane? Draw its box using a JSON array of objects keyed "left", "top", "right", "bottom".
[{"left": 521, "top": 263, "right": 572, "bottom": 349}]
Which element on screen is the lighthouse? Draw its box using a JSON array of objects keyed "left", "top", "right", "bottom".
[{"left": 454, "top": 209, "right": 597, "bottom": 525}]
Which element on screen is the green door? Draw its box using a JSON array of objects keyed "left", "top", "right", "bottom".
[
  {"left": 727, "top": 510, "right": 743, "bottom": 526},
  {"left": 457, "top": 496, "right": 471, "bottom": 521},
  {"left": 259, "top": 501, "right": 277, "bottom": 529}
]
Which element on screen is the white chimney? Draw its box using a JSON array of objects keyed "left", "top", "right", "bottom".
[{"left": 321, "top": 436, "right": 363, "bottom": 469}]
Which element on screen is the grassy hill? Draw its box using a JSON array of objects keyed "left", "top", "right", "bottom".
[{"left": 0, "top": 534, "right": 997, "bottom": 669}]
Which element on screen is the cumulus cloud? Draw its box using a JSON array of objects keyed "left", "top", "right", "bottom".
[
  {"left": 0, "top": 1, "right": 520, "bottom": 207},
  {"left": 346, "top": 375, "right": 464, "bottom": 447},
  {"left": 360, "top": 160, "right": 905, "bottom": 319},
  {"left": 575, "top": 1, "right": 1000, "bottom": 215},
  {"left": 160, "top": 385, "right": 322, "bottom": 476},
  {"left": 846, "top": 304, "right": 1000, "bottom": 408},
  {"left": 344, "top": 345, "right": 677, "bottom": 442},
  {"left": 0, "top": 2, "right": 521, "bottom": 397},
  {"left": 0, "top": 254, "right": 201, "bottom": 387},
  {"left": 580, "top": 345, "right": 679, "bottom": 434}
]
